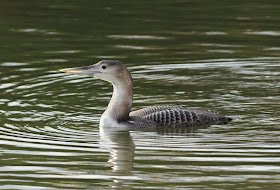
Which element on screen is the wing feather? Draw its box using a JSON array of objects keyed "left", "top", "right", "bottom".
[{"left": 129, "top": 106, "right": 232, "bottom": 127}]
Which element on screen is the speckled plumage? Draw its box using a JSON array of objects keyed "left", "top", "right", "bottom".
[{"left": 128, "top": 106, "right": 232, "bottom": 128}]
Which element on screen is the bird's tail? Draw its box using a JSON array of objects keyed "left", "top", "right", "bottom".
[{"left": 218, "top": 115, "right": 234, "bottom": 124}]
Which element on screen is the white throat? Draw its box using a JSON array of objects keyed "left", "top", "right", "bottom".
[{"left": 100, "top": 79, "right": 133, "bottom": 128}]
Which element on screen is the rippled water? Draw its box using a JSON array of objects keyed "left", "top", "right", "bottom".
[{"left": 1, "top": 0, "right": 280, "bottom": 189}]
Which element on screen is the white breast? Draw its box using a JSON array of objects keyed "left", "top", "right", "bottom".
[{"left": 100, "top": 113, "right": 129, "bottom": 128}]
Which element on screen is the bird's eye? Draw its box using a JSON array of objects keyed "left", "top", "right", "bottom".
[{"left": 102, "top": 65, "right": 106, "bottom": 69}]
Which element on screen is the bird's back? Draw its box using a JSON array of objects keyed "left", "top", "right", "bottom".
[{"left": 129, "top": 106, "right": 232, "bottom": 128}]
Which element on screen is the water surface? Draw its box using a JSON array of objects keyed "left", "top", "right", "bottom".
[{"left": 0, "top": 0, "right": 280, "bottom": 189}]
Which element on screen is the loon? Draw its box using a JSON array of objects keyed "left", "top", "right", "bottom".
[{"left": 60, "top": 60, "right": 232, "bottom": 129}]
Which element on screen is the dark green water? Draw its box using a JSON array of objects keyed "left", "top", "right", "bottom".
[{"left": 0, "top": 0, "right": 280, "bottom": 189}]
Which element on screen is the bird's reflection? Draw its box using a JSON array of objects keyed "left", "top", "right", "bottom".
[
  {"left": 99, "top": 124, "right": 210, "bottom": 189},
  {"left": 100, "top": 124, "right": 210, "bottom": 173},
  {"left": 99, "top": 126, "right": 135, "bottom": 189},
  {"left": 99, "top": 127, "right": 135, "bottom": 175}
]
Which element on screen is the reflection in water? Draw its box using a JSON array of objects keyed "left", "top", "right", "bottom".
[
  {"left": 100, "top": 124, "right": 212, "bottom": 171},
  {"left": 100, "top": 127, "right": 134, "bottom": 175},
  {"left": 99, "top": 127, "right": 135, "bottom": 189},
  {"left": 99, "top": 124, "right": 210, "bottom": 189}
]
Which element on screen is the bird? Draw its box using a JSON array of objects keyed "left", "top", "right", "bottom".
[{"left": 60, "top": 60, "right": 232, "bottom": 129}]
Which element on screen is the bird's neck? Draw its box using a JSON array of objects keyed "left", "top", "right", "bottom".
[{"left": 102, "top": 78, "right": 133, "bottom": 123}]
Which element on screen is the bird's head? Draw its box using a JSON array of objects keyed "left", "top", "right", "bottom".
[{"left": 60, "top": 60, "right": 131, "bottom": 85}]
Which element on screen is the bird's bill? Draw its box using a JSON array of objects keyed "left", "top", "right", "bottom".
[
  {"left": 60, "top": 65, "right": 100, "bottom": 75},
  {"left": 60, "top": 68, "right": 85, "bottom": 74}
]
